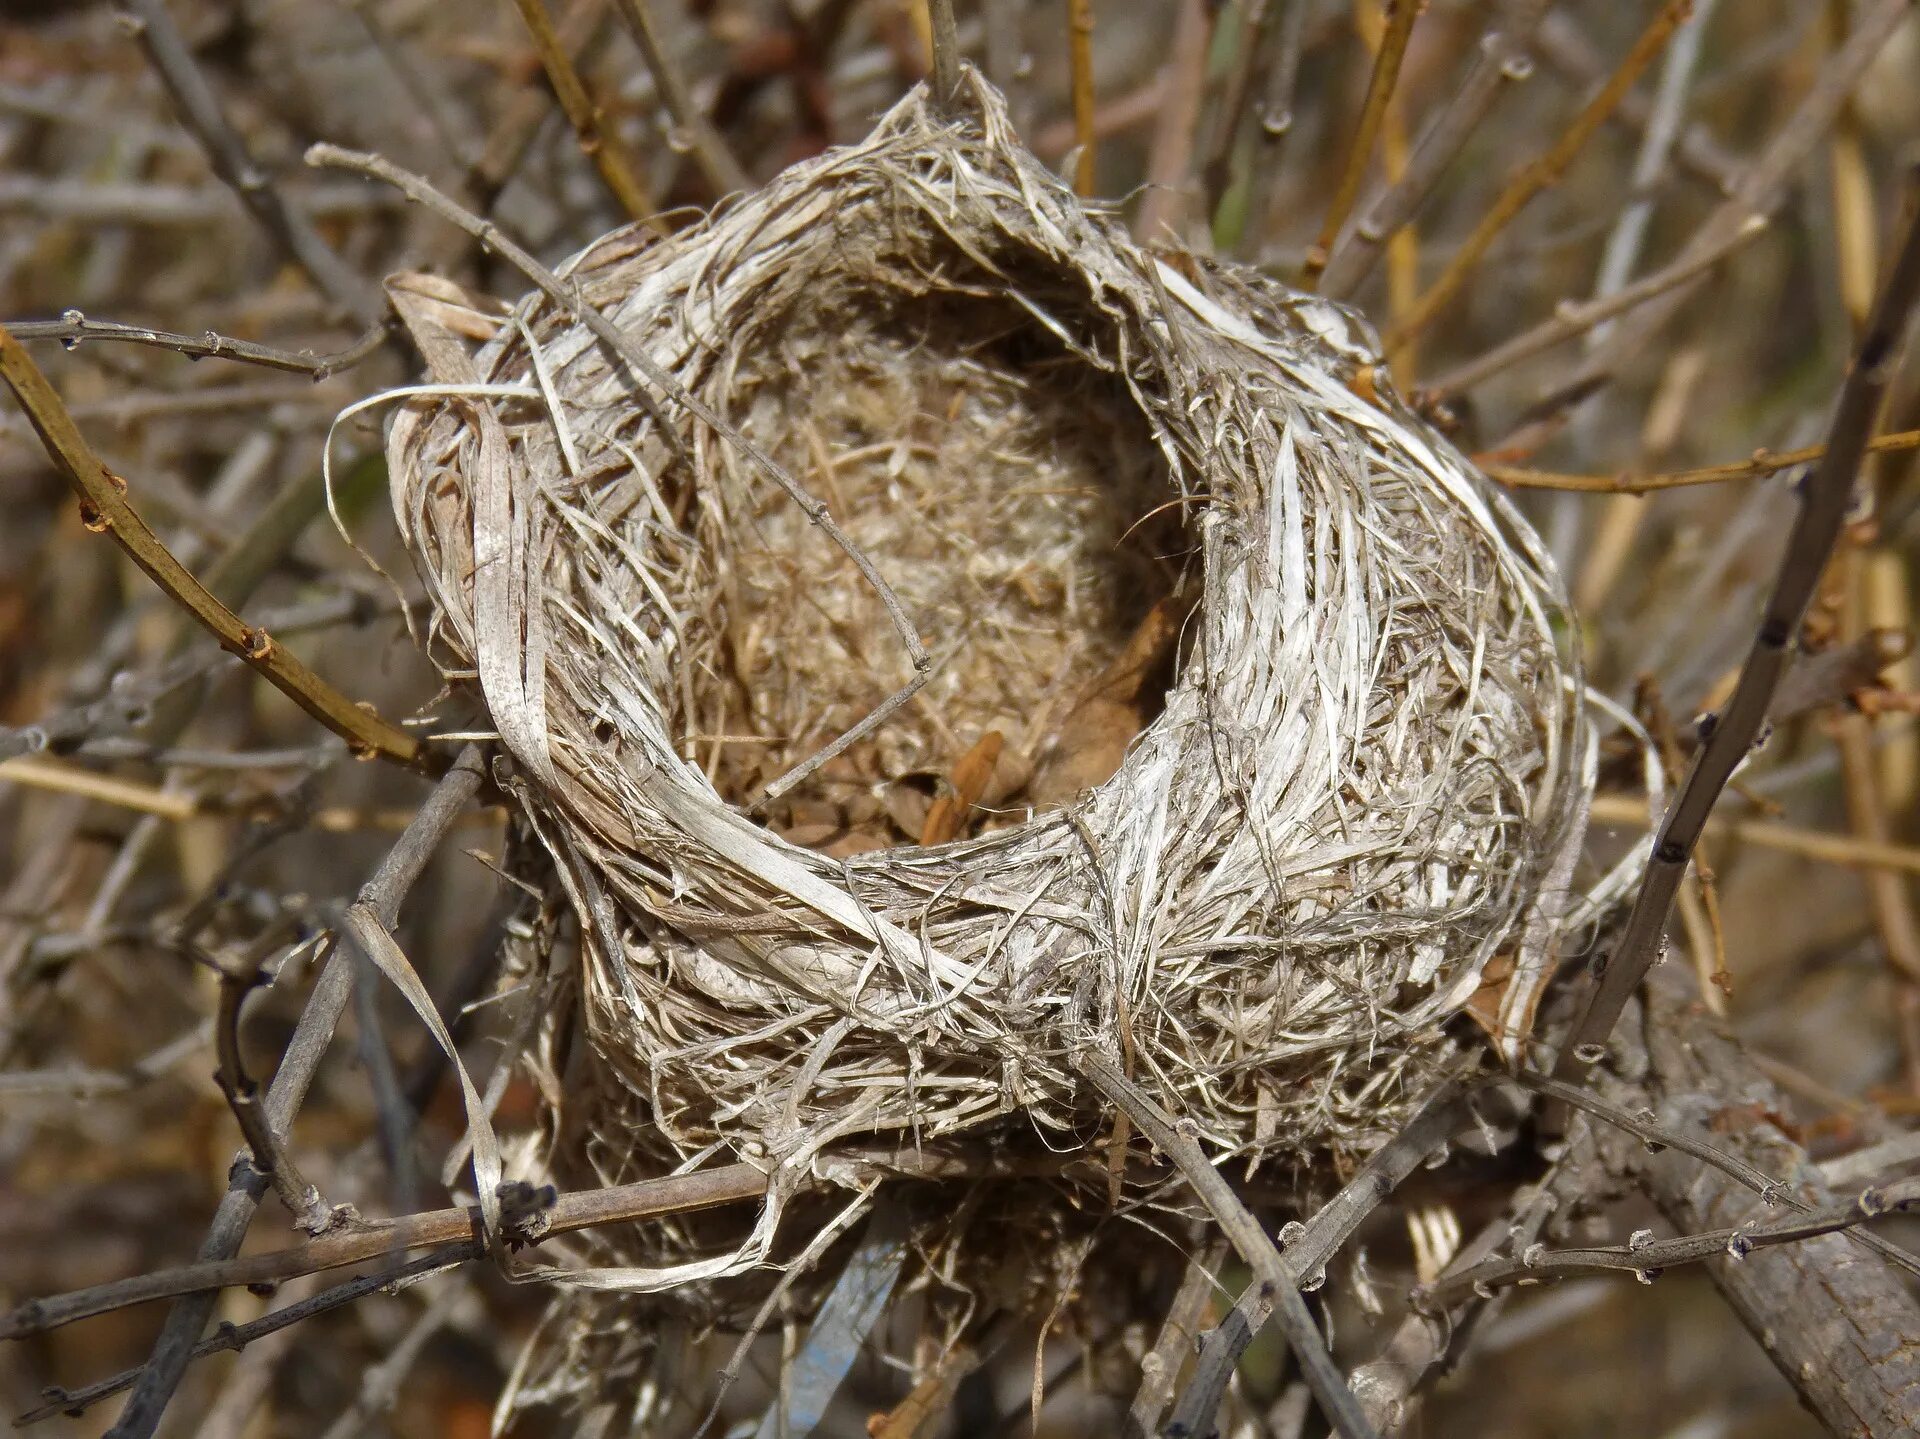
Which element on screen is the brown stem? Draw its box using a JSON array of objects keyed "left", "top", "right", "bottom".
[
  {"left": 1302, "top": 0, "right": 1418, "bottom": 287},
  {"left": 0, "top": 324, "right": 437, "bottom": 775},
  {"left": 1553, "top": 169, "right": 1920, "bottom": 1084}
]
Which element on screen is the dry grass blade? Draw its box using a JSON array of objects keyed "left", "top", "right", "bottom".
[{"left": 1066, "top": 0, "right": 1097, "bottom": 194}]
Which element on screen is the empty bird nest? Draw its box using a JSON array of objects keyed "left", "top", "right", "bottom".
[{"left": 380, "top": 69, "right": 1595, "bottom": 1324}]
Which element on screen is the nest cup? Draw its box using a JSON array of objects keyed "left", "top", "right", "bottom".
[{"left": 386, "top": 72, "right": 1585, "bottom": 1297}]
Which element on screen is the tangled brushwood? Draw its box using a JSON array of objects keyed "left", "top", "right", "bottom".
[{"left": 384, "top": 68, "right": 1591, "bottom": 1332}]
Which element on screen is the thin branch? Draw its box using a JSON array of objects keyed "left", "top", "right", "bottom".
[
  {"left": 12, "top": 1248, "right": 477, "bottom": 1428},
  {"left": 1555, "top": 0, "right": 1913, "bottom": 429},
  {"left": 3, "top": 1146, "right": 1055, "bottom": 1341},
  {"left": 1126, "top": 1235, "right": 1223, "bottom": 1439},
  {"left": 1066, "top": 0, "right": 1097, "bottom": 196},
  {"left": 1319, "top": 0, "right": 1552, "bottom": 299},
  {"left": 206, "top": 924, "right": 333, "bottom": 1233},
  {"left": 1385, "top": 0, "right": 1693, "bottom": 349},
  {"left": 1134, "top": 0, "right": 1214, "bottom": 242},
  {"left": 1515, "top": 1072, "right": 1787, "bottom": 1203},
  {"left": 1301, "top": 0, "right": 1417, "bottom": 287},
  {"left": 99, "top": 750, "right": 486, "bottom": 1439},
  {"left": 1532, "top": 7, "right": 1741, "bottom": 195},
  {"left": 5, "top": 314, "right": 390, "bottom": 378},
  {"left": 1554, "top": 168, "right": 1920, "bottom": 1083},
  {"left": 0, "top": 325, "right": 437, "bottom": 776},
  {"left": 1429, "top": 215, "right": 1767, "bottom": 398},
  {"left": 508, "top": 0, "right": 664, "bottom": 228},
  {"left": 307, "top": 144, "right": 932, "bottom": 807},
  {"left": 1165, "top": 1076, "right": 1471, "bottom": 1439},
  {"left": 1422, "top": 1175, "right": 1920, "bottom": 1304},
  {"left": 1075, "top": 1050, "right": 1379, "bottom": 1439},
  {"left": 926, "top": 0, "right": 963, "bottom": 111},
  {"left": 114, "top": 0, "right": 382, "bottom": 323},
  {"left": 611, "top": 0, "right": 751, "bottom": 196},
  {"left": 1487, "top": 427, "right": 1920, "bottom": 493}
]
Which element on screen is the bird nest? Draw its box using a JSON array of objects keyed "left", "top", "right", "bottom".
[{"left": 383, "top": 72, "right": 1587, "bottom": 1300}]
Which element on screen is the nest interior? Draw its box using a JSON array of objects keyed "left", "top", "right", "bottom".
[{"left": 384, "top": 71, "right": 1586, "bottom": 1307}]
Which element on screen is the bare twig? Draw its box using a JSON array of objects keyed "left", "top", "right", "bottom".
[
  {"left": 1386, "top": 0, "right": 1692, "bottom": 350},
  {"left": 98, "top": 750, "right": 486, "bottom": 1439},
  {"left": 1588, "top": 789, "right": 1920, "bottom": 879},
  {"left": 1319, "top": 0, "right": 1552, "bottom": 299},
  {"left": 1430, "top": 216, "right": 1767, "bottom": 398},
  {"left": 207, "top": 924, "right": 332, "bottom": 1233},
  {"left": 1165, "top": 1077, "right": 1472, "bottom": 1439},
  {"left": 1134, "top": 0, "right": 1214, "bottom": 242},
  {"left": 1066, "top": 0, "right": 1097, "bottom": 195},
  {"left": 1486, "top": 427, "right": 1920, "bottom": 492},
  {"left": 508, "top": 0, "right": 664, "bottom": 228},
  {"left": 2, "top": 1145, "right": 1060, "bottom": 1341},
  {"left": 0, "top": 325, "right": 436, "bottom": 775},
  {"left": 1126, "top": 1235, "right": 1224, "bottom": 1438},
  {"left": 13, "top": 1249, "right": 475, "bottom": 1427},
  {"left": 1302, "top": 0, "right": 1417, "bottom": 287},
  {"left": 307, "top": 143, "right": 932, "bottom": 806},
  {"left": 1554, "top": 169, "right": 1920, "bottom": 1083},
  {"left": 1556, "top": 0, "right": 1913, "bottom": 426},
  {"left": 611, "top": 0, "right": 751, "bottom": 196},
  {"left": 1075, "top": 1050, "right": 1379, "bottom": 1439},
  {"left": 1532, "top": 7, "right": 1741, "bottom": 194},
  {"left": 926, "top": 0, "right": 963, "bottom": 111},
  {"left": 5, "top": 314, "right": 390, "bottom": 378},
  {"left": 1624, "top": 986, "right": 1920, "bottom": 1435},
  {"left": 114, "top": 0, "right": 382, "bottom": 323},
  {"left": 1422, "top": 1175, "right": 1920, "bottom": 1303}
]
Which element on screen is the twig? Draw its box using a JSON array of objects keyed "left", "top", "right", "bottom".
[
  {"left": 1555, "top": 0, "right": 1913, "bottom": 428},
  {"left": 307, "top": 144, "right": 932, "bottom": 807},
  {"left": 1422, "top": 1175, "right": 1920, "bottom": 1304},
  {"left": 1582, "top": 0, "right": 1720, "bottom": 352},
  {"left": 1553, "top": 168, "right": 1920, "bottom": 1084},
  {"left": 1135, "top": 0, "right": 1214, "bottom": 242},
  {"left": 1385, "top": 0, "right": 1692, "bottom": 350},
  {"left": 1126, "top": 1235, "right": 1224, "bottom": 1438},
  {"left": 2, "top": 1145, "right": 1053, "bottom": 1341},
  {"left": 1589, "top": 788, "right": 1920, "bottom": 878},
  {"left": 99, "top": 751, "right": 486, "bottom": 1439},
  {"left": 1430, "top": 215, "right": 1767, "bottom": 398},
  {"left": 12, "top": 1248, "right": 476, "bottom": 1428},
  {"left": 1302, "top": 0, "right": 1417, "bottom": 287},
  {"left": 1486, "top": 427, "right": 1920, "bottom": 493},
  {"left": 0, "top": 325, "right": 436, "bottom": 774},
  {"left": 113, "top": 0, "right": 382, "bottom": 323},
  {"left": 5, "top": 314, "right": 390, "bottom": 378},
  {"left": 611, "top": 0, "right": 751, "bottom": 196},
  {"left": 1532, "top": 7, "right": 1741, "bottom": 194},
  {"left": 1075, "top": 1050, "right": 1379, "bottom": 1439},
  {"left": 1319, "top": 0, "right": 1552, "bottom": 299},
  {"left": 508, "top": 0, "right": 664, "bottom": 228},
  {"left": 1164, "top": 1076, "right": 1471, "bottom": 1439},
  {"left": 1515, "top": 1072, "right": 1786, "bottom": 1201},
  {"left": 1620, "top": 987, "right": 1920, "bottom": 1434},
  {"left": 207, "top": 924, "right": 332, "bottom": 1233},
  {"left": 926, "top": 0, "right": 962, "bottom": 111},
  {"left": 1066, "top": 0, "right": 1097, "bottom": 196}
]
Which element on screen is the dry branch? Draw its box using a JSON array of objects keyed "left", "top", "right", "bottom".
[
  {"left": 1555, "top": 169, "right": 1920, "bottom": 1083},
  {"left": 0, "top": 324, "right": 436, "bottom": 774}
]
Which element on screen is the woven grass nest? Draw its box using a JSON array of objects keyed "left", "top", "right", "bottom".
[{"left": 386, "top": 71, "right": 1589, "bottom": 1300}]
